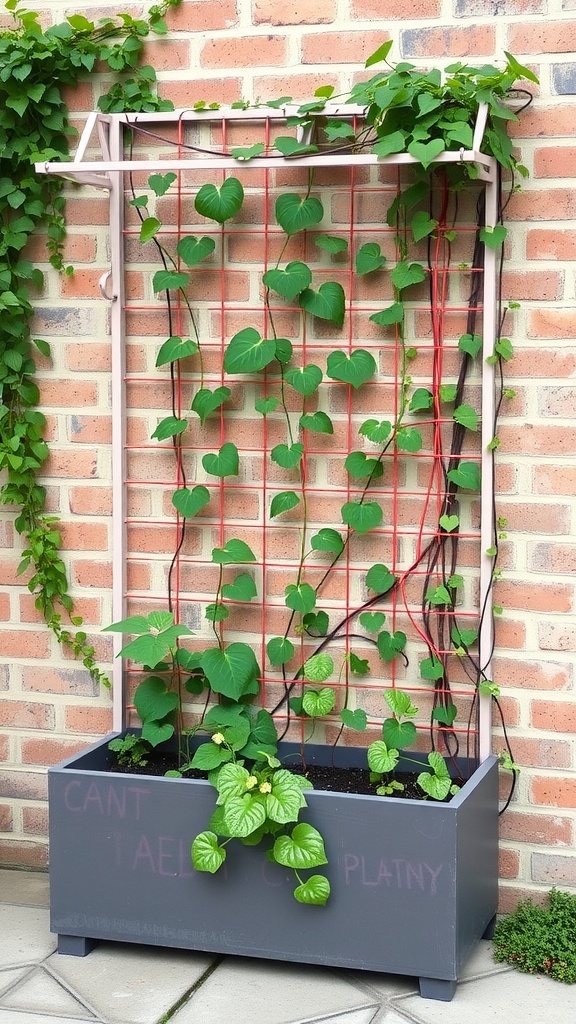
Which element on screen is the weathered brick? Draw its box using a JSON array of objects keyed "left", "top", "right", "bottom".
[
  {"left": 0, "top": 632, "right": 51, "bottom": 660},
  {"left": 161, "top": 77, "right": 242, "bottom": 108},
  {"left": 531, "top": 699, "right": 576, "bottom": 733},
  {"left": 201, "top": 34, "right": 287, "bottom": 68},
  {"left": 531, "top": 775, "right": 576, "bottom": 808},
  {"left": 0, "top": 804, "right": 12, "bottom": 832},
  {"left": 0, "top": 840, "right": 48, "bottom": 870},
  {"left": 454, "top": 0, "right": 544, "bottom": 11},
  {"left": 21, "top": 736, "right": 93, "bottom": 766},
  {"left": 499, "top": 847, "right": 520, "bottom": 879},
  {"left": 494, "top": 579, "right": 573, "bottom": 614},
  {"left": 21, "top": 666, "right": 99, "bottom": 698},
  {"left": 534, "top": 146, "right": 576, "bottom": 177},
  {"left": 497, "top": 423, "right": 576, "bottom": 457},
  {"left": 533, "top": 464, "right": 576, "bottom": 495},
  {"left": 532, "top": 852, "right": 576, "bottom": 885},
  {"left": 32, "top": 306, "right": 96, "bottom": 337},
  {"left": 401, "top": 25, "right": 495, "bottom": 58},
  {"left": 22, "top": 805, "right": 49, "bottom": 836},
  {"left": 302, "top": 29, "right": 391, "bottom": 64},
  {"left": 508, "top": 21, "right": 576, "bottom": 52},
  {"left": 497, "top": 736, "right": 572, "bottom": 770},
  {"left": 501, "top": 811, "right": 573, "bottom": 846},
  {"left": 527, "top": 228, "right": 576, "bottom": 259},
  {"left": 254, "top": 0, "right": 337, "bottom": 24},
  {"left": 0, "top": 770, "right": 48, "bottom": 801},
  {"left": 66, "top": 342, "right": 111, "bottom": 372},
  {"left": 493, "top": 656, "right": 572, "bottom": 691},
  {"left": 167, "top": 0, "right": 238, "bottom": 31},
  {"left": 64, "top": 705, "right": 113, "bottom": 735},
  {"left": 539, "top": 621, "right": 576, "bottom": 652},
  {"left": 69, "top": 486, "right": 113, "bottom": 516},
  {"left": 0, "top": 699, "right": 55, "bottom": 731},
  {"left": 528, "top": 542, "right": 576, "bottom": 575}
]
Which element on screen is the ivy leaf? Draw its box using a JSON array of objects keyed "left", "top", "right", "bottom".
[
  {"left": 344, "top": 450, "right": 383, "bottom": 480},
  {"left": 447, "top": 461, "right": 481, "bottom": 491},
  {"left": 300, "top": 282, "right": 345, "bottom": 327},
  {"left": 293, "top": 874, "right": 330, "bottom": 906},
  {"left": 273, "top": 823, "right": 328, "bottom": 869},
  {"left": 302, "top": 687, "right": 335, "bottom": 717},
  {"left": 267, "top": 636, "right": 295, "bottom": 666},
  {"left": 171, "top": 484, "right": 210, "bottom": 518},
  {"left": 191, "top": 831, "right": 226, "bottom": 873},
  {"left": 377, "top": 630, "right": 407, "bottom": 661},
  {"left": 176, "top": 235, "right": 216, "bottom": 266},
  {"left": 223, "top": 327, "right": 277, "bottom": 374},
  {"left": 341, "top": 501, "right": 383, "bottom": 536},
  {"left": 152, "top": 270, "right": 189, "bottom": 293},
  {"left": 310, "top": 528, "right": 344, "bottom": 555},
  {"left": 151, "top": 416, "right": 187, "bottom": 441},
  {"left": 200, "top": 642, "right": 260, "bottom": 699},
  {"left": 359, "top": 611, "right": 386, "bottom": 632},
  {"left": 270, "top": 490, "right": 300, "bottom": 517},
  {"left": 479, "top": 225, "right": 507, "bottom": 250},
  {"left": 316, "top": 234, "right": 348, "bottom": 255},
  {"left": 221, "top": 573, "right": 257, "bottom": 601},
  {"left": 285, "top": 582, "right": 317, "bottom": 614},
  {"left": 411, "top": 210, "right": 438, "bottom": 242},
  {"left": 202, "top": 442, "right": 239, "bottom": 477},
  {"left": 271, "top": 442, "right": 304, "bottom": 469},
  {"left": 275, "top": 193, "right": 324, "bottom": 235},
  {"left": 390, "top": 260, "right": 426, "bottom": 291},
  {"left": 355, "top": 242, "right": 386, "bottom": 275},
  {"left": 453, "top": 404, "right": 479, "bottom": 431},
  {"left": 156, "top": 335, "right": 198, "bottom": 367},
  {"left": 303, "top": 653, "right": 333, "bottom": 683},
  {"left": 299, "top": 411, "right": 333, "bottom": 434},
  {"left": 285, "top": 364, "right": 322, "bottom": 396},
  {"left": 458, "top": 333, "right": 482, "bottom": 358},
  {"left": 341, "top": 708, "right": 367, "bottom": 730},
  {"left": 262, "top": 261, "right": 312, "bottom": 299},
  {"left": 326, "top": 349, "right": 377, "bottom": 389},
  {"left": 191, "top": 386, "right": 231, "bottom": 424},
  {"left": 194, "top": 177, "right": 244, "bottom": 223},
  {"left": 212, "top": 538, "right": 256, "bottom": 564},
  {"left": 369, "top": 303, "right": 404, "bottom": 326},
  {"left": 366, "top": 564, "right": 396, "bottom": 594},
  {"left": 408, "top": 137, "right": 446, "bottom": 169}
]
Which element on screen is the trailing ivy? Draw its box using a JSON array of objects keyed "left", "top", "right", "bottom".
[{"left": 0, "top": 0, "right": 180, "bottom": 683}]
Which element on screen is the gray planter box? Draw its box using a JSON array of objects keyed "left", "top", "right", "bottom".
[{"left": 48, "top": 734, "right": 499, "bottom": 1001}]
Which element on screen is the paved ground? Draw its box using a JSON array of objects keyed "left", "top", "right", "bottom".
[{"left": 0, "top": 868, "right": 572, "bottom": 1023}]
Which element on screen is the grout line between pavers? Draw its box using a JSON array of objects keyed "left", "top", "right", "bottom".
[
  {"left": 155, "top": 955, "right": 225, "bottom": 1024},
  {"left": 289, "top": 1003, "right": 382, "bottom": 1024}
]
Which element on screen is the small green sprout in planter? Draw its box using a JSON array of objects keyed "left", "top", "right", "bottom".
[{"left": 493, "top": 888, "right": 576, "bottom": 984}]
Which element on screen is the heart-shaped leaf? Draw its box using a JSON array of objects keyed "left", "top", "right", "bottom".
[
  {"left": 191, "top": 386, "right": 231, "bottom": 424},
  {"left": 275, "top": 338, "right": 293, "bottom": 363},
  {"left": 300, "top": 282, "right": 345, "bottom": 327},
  {"left": 371, "top": 130, "right": 406, "bottom": 158},
  {"left": 142, "top": 720, "right": 175, "bottom": 746},
  {"left": 265, "top": 770, "right": 309, "bottom": 824},
  {"left": 270, "top": 490, "right": 300, "bottom": 518},
  {"left": 385, "top": 689, "right": 417, "bottom": 718},
  {"left": 200, "top": 642, "right": 260, "bottom": 699},
  {"left": 285, "top": 582, "right": 316, "bottom": 614},
  {"left": 383, "top": 718, "right": 417, "bottom": 749},
  {"left": 176, "top": 235, "right": 216, "bottom": 266},
  {"left": 191, "top": 831, "right": 227, "bottom": 873},
  {"left": 365, "top": 564, "right": 396, "bottom": 594},
  {"left": 190, "top": 740, "right": 232, "bottom": 768},
  {"left": 273, "top": 823, "right": 328, "bottom": 869},
  {"left": 171, "top": 484, "right": 210, "bottom": 518},
  {"left": 377, "top": 629, "right": 407, "bottom": 661},
  {"left": 341, "top": 500, "right": 382, "bottom": 535},
  {"left": 149, "top": 172, "right": 177, "bottom": 196},
  {"left": 326, "top": 349, "right": 377, "bottom": 389},
  {"left": 390, "top": 260, "right": 426, "bottom": 291},
  {"left": 194, "top": 177, "right": 244, "bottom": 223},
  {"left": 409, "top": 387, "right": 433, "bottom": 412},
  {"left": 344, "top": 450, "right": 383, "bottom": 480},
  {"left": 299, "top": 411, "right": 333, "bottom": 434},
  {"left": 275, "top": 193, "right": 324, "bottom": 236},
  {"left": 359, "top": 611, "right": 386, "bottom": 632},
  {"left": 202, "top": 442, "right": 239, "bottom": 477},
  {"left": 359, "top": 418, "right": 393, "bottom": 444},
  {"left": 274, "top": 136, "right": 318, "bottom": 157},
  {"left": 255, "top": 396, "right": 279, "bottom": 415},
  {"left": 285, "top": 364, "right": 322, "bottom": 396},
  {"left": 303, "top": 653, "right": 333, "bottom": 683},
  {"left": 310, "top": 528, "right": 344, "bottom": 554},
  {"left": 205, "top": 603, "right": 229, "bottom": 623},
  {"left": 223, "top": 327, "right": 276, "bottom": 374},
  {"left": 458, "top": 333, "right": 482, "bottom": 358},
  {"left": 411, "top": 211, "right": 438, "bottom": 242},
  {"left": 212, "top": 538, "right": 256, "bottom": 564},
  {"left": 356, "top": 242, "right": 386, "bottom": 275},
  {"left": 267, "top": 636, "right": 295, "bottom": 666},
  {"left": 439, "top": 513, "right": 459, "bottom": 532},
  {"left": 134, "top": 675, "right": 179, "bottom": 724},
  {"left": 151, "top": 416, "right": 187, "bottom": 441},
  {"left": 408, "top": 137, "right": 445, "bottom": 169},
  {"left": 303, "top": 610, "right": 329, "bottom": 635},
  {"left": 140, "top": 216, "right": 160, "bottom": 243},
  {"left": 440, "top": 383, "right": 458, "bottom": 403},
  {"left": 221, "top": 573, "right": 257, "bottom": 602},
  {"left": 303, "top": 687, "right": 335, "bottom": 717},
  {"left": 420, "top": 655, "right": 445, "bottom": 680},
  {"left": 432, "top": 704, "right": 458, "bottom": 727},
  {"left": 262, "top": 261, "right": 312, "bottom": 299},
  {"left": 453, "top": 403, "right": 479, "bottom": 431},
  {"left": 271, "top": 442, "right": 304, "bottom": 469},
  {"left": 369, "top": 302, "right": 404, "bottom": 326},
  {"left": 479, "top": 225, "right": 507, "bottom": 250},
  {"left": 316, "top": 234, "right": 348, "bottom": 255},
  {"left": 425, "top": 584, "right": 452, "bottom": 606},
  {"left": 367, "top": 740, "right": 399, "bottom": 774},
  {"left": 293, "top": 874, "right": 330, "bottom": 906},
  {"left": 230, "top": 142, "right": 266, "bottom": 161},
  {"left": 340, "top": 708, "right": 367, "bottom": 730},
  {"left": 223, "top": 793, "right": 267, "bottom": 837},
  {"left": 447, "top": 461, "right": 481, "bottom": 491},
  {"left": 152, "top": 270, "right": 189, "bottom": 293},
  {"left": 156, "top": 335, "right": 198, "bottom": 367},
  {"left": 396, "top": 427, "right": 422, "bottom": 453}
]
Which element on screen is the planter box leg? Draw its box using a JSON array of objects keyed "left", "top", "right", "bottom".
[
  {"left": 58, "top": 934, "right": 97, "bottom": 957},
  {"left": 419, "top": 978, "right": 457, "bottom": 1001},
  {"left": 482, "top": 913, "right": 497, "bottom": 940}
]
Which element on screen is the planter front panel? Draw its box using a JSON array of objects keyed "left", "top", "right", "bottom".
[{"left": 49, "top": 738, "right": 498, "bottom": 981}]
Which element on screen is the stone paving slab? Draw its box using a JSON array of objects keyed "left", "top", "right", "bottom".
[
  {"left": 0, "top": 967, "right": 96, "bottom": 1019},
  {"left": 0, "top": 906, "right": 56, "bottom": 968},
  {"left": 0, "top": 869, "right": 50, "bottom": 907}
]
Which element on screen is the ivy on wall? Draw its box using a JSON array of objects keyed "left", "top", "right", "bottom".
[{"left": 0, "top": 0, "right": 181, "bottom": 682}]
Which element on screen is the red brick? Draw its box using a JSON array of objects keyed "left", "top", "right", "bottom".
[
  {"left": 353, "top": 0, "right": 440, "bottom": 15},
  {"left": 58, "top": 521, "right": 109, "bottom": 552},
  {"left": 494, "top": 500, "right": 571, "bottom": 535},
  {"left": 507, "top": 188, "right": 576, "bottom": 220},
  {"left": 167, "top": 0, "right": 238, "bottom": 30},
  {"left": 531, "top": 852, "right": 576, "bottom": 885},
  {"left": 502, "top": 270, "right": 563, "bottom": 302},
  {"left": 539, "top": 621, "right": 576, "bottom": 652},
  {"left": 21, "top": 737, "right": 93, "bottom": 766},
  {"left": 500, "top": 811, "right": 573, "bottom": 846},
  {"left": 531, "top": 700, "right": 576, "bottom": 733},
  {"left": 526, "top": 229, "right": 576, "bottom": 260},
  {"left": 254, "top": 0, "right": 336, "bottom": 23},
  {"left": 201, "top": 35, "right": 287, "bottom": 69},
  {"left": 508, "top": 21, "right": 576, "bottom": 53},
  {"left": 65, "top": 197, "right": 110, "bottom": 226},
  {"left": 22, "top": 806, "right": 49, "bottom": 836},
  {"left": 64, "top": 705, "right": 113, "bottom": 735},
  {"left": 0, "top": 804, "right": 12, "bottom": 832},
  {"left": 44, "top": 449, "right": 98, "bottom": 480},
  {"left": 494, "top": 579, "right": 573, "bottom": 614},
  {"left": 73, "top": 559, "right": 113, "bottom": 589},
  {"left": 161, "top": 77, "right": 243, "bottom": 108},
  {"left": 534, "top": 146, "right": 576, "bottom": 177},
  {"left": 528, "top": 311, "right": 576, "bottom": 342},
  {"left": 0, "top": 699, "right": 55, "bottom": 731},
  {"left": 69, "top": 486, "right": 113, "bottom": 516},
  {"left": 509, "top": 105, "right": 576, "bottom": 139},
  {"left": 0, "top": 840, "right": 48, "bottom": 870},
  {"left": 66, "top": 343, "right": 111, "bottom": 372},
  {"left": 141, "top": 39, "right": 191, "bottom": 72},
  {"left": 534, "top": 464, "right": 576, "bottom": 495},
  {"left": 495, "top": 736, "right": 572, "bottom": 770},
  {"left": 499, "top": 847, "right": 520, "bottom": 878},
  {"left": 528, "top": 542, "right": 576, "bottom": 575},
  {"left": 21, "top": 664, "right": 100, "bottom": 696},
  {"left": 400, "top": 25, "right": 495, "bottom": 58},
  {"left": 493, "top": 657, "right": 572, "bottom": 691},
  {"left": 531, "top": 775, "right": 576, "bottom": 808},
  {"left": 0, "top": 770, "right": 48, "bottom": 800},
  {"left": 498, "top": 884, "right": 545, "bottom": 914},
  {"left": 18, "top": 595, "right": 101, "bottom": 628},
  {"left": 0, "top": 632, "right": 51, "bottom": 659},
  {"left": 497, "top": 423, "right": 576, "bottom": 457},
  {"left": 61, "top": 81, "right": 94, "bottom": 113},
  {"left": 302, "top": 29, "right": 391, "bottom": 64},
  {"left": 39, "top": 379, "right": 98, "bottom": 408}
]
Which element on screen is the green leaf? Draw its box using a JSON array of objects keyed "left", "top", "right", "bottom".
[
  {"left": 409, "top": 387, "right": 433, "bottom": 412},
  {"left": 390, "top": 260, "right": 426, "bottom": 291},
  {"left": 156, "top": 335, "right": 198, "bottom": 366},
  {"left": 365, "top": 564, "right": 396, "bottom": 594},
  {"left": 495, "top": 337, "right": 514, "bottom": 361},
  {"left": 300, "top": 411, "right": 333, "bottom": 434},
  {"left": 420, "top": 655, "right": 444, "bottom": 681},
  {"left": 202, "top": 442, "right": 239, "bottom": 477},
  {"left": 151, "top": 416, "right": 187, "bottom": 441},
  {"left": 191, "top": 831, "right": 227, "bottom": 873},
  {"left": 341, "top": 501, "right": 383, "bottom": 536},
  {"left": 271, "top": 442, "right": 304, "bottom": 469},
  {"left": 316, "top": 234, "right": 348, "bottom": 254},
  {"left": 359, "top": 611, "right": 385, "bottom": 632},
  {"left": 369, "top": 303, "right": 404, "bottom": 326},
  {"left": 310, "top": 528, "right": 344, "bottom": 555},
  {"left": 275, "top": 193, "right": 324, "bottom": 235},
  {"left": 285, "top": 582, "right": 317, "bottom": 614},
  {"left": 149, "top": 172, "right": 177, "bottom": 196},
  {"left": 214, "top": 762, "right": 251, "bottom": 802},
  {"left": 356, "top": 242, "right": 386, "bottom": 275},
  {"left": 195, "top": 177, "right": 244, "bottom": 223},
  {"left": 340, "top": 708, "right": 367, "bottom": 730},
  {"left": 396, "top": 427, "right": 422, "bottom": 453},
  {"left": 190, "top": 741, "right": 232, "bottom": 769},
  {"left": 303, "top": 653, "right": 333, "bottom": 683},
  {"left": 274, "top": 136, "right": 318, "bottom": 157},
  {"left": 230, "top": 142, "right": 266, "bottom": 161},
  {"left": 255, "top": 396, "right": 279, "bottom": 415},
  {"left": 221, "top": 573, "right": 257, "bottom": 602},
  {"left": 285, "top": 364, "right": 322, "bottom": 396},
  {"left": 324, "top": 120, "right": 356, "bottom": 141},
  {"left": 418, "top": 753, "right": 452, "bottom": 800},
  {"left": 453, "top": 404, "right": 479, "bottom": 431},
  {"left": 432, "top": 704, "right": 458, "bottom": 726},
  {"left": 349, "top": 653, "right": 370, "bottom": 675},
  {"left": 267, "top": 636, "right": 295, "bottom": 666},
  {"left": 439, "top": 514, "right": 459, "bottom": 532},
  {"left": 303, "top": 611, "right": 329, "bottom": 636},
  {"left": 385, "top": 689, "right": 417, "bottom": 718},
  {"left": 191, "top": 386, "right": 231, "bottom": 424},
  {"left": 411, "top": 210, "right": 438, "bottom": 242},
  {"left": 377, "top": 629, "right": 407, "bottom": 661},
  {"left": 371, "top": 130, "right": 407, "bottom": 158},
  {"left": 200, "top": 642, "right": 260, "bottom": 699},
  {"left": 176, "top": 235, "right": 216, "bottom": 266},
  {"left": 172, "top": 484, "right": 210, "bottom": 518},
  {"left": 223, "top": 328, "right": 277, "bottom": 374},
  {"left": 408, "top": 137, "right": 445, "bottom": 169},
  {"left": 300, "top": 282, "right": 346, "bottom": 327},
  {"left": 205, "top": 603, "right": 229, "bottom": 623},
  {"left": 140, "top": 217, "right": 160, "bottom": 242},
  {"left": 270, "top": 490, "right": 300, "bottom": 517},
  {"left": 262, "top": 261, "right": 312, "bottom": 299},
  {"left": 266, "top": 769, "right": 308, "bottom": 823},
  {"left": 365, "top": 39, "right": 393, "bottom": 68},
  {"left": 425, "top": 584, "right": 452, "bottom": 606},
  {"left": 134, "top": 675, "right": 179, "bottom": 724},
  {"left": 367, "top": 740, "right": 399, "bottom": 774},
  {"left": 480, "top": 225, "right": 507, "bottom": 250},
  {"left": 326, "top": 349, "right": 377, "bottom": 389},
  {"left": 212, "top": 538, "right": 256, "bottom": 564},
  {"left": 447, "top": 461, "right": 481, "bottom": 491},
  {"left": 439, "top": 383, "right": 458, "bottom": 403},
  {"left": 223, "top": 793, "right": 267, "bottom": 836},
  {"left": 152, "top": 270, "right": 189, "bottom": 292},
  {"left": 359, "top": 418, "right": 393, "bottom": 444},
  {"left": 273, "top": 823, "right": 328, "bottom": 869},
  {"left": 293, "top": 874, "right": 330, "bottom": 906},
  {"left": 344, "top": 451, "right": 383, "bottom": 480},
  {"left": 383, "top": 717, "right": 417, "bottom": 748},
  {"left": 458, "top": 333, "right": 482, "bottom": 358}
]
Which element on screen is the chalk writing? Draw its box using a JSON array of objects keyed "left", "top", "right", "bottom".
[
  {"left": 342, "top": 854, "right": 443, "bottom": 894},
  {"left": 64, "top": 779, "right": 150, "bottom": 821}
]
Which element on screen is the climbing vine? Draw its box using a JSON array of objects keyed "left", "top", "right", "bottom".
[{"left": 0, "top": 0, "right": 181, "bottom": 682}]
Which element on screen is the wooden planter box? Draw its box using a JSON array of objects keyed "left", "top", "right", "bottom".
[{"left": 48, "top": 734, "right": 499, "bottom": 1001}]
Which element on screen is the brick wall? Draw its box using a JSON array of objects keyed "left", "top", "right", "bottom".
[{"left": 1, "top": 0, "right": 575, "bottom": 910}]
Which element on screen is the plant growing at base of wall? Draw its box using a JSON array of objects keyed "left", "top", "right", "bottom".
[
  {"left": 0, "top": 0, "right": 181, "bottom": 684},
  {"left": 493, "top": 889, "right": 576, "bottom": 984}
]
